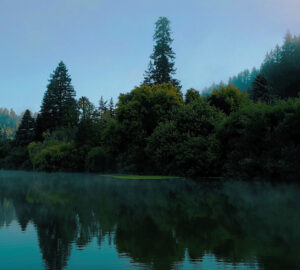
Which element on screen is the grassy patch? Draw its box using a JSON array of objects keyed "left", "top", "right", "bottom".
[{"left": 102, "top": 174, "right": 180, "bottom": 180}]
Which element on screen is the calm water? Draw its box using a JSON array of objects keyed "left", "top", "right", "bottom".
[{"left": 0, "top": 171, "right": 299, "bottom": 270}]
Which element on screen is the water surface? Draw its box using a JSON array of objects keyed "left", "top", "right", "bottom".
[{"left": 0, "top": 171, "right": 299, "bottom": 270}]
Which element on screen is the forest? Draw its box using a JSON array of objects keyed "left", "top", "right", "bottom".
[
  {"left": 0, "top": 108, "right": 21, "bottom": 141},
  {"left": 1, "top": 17, "right": 300, "bottom": 180}
]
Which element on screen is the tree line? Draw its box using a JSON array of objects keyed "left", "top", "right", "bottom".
[{"left": 1, "top": 17, "right": 300, "bottom": 180}]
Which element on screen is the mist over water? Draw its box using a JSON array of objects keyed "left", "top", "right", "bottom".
[{"left": 0, "top": 170, "right": 299, "bottom": 270}]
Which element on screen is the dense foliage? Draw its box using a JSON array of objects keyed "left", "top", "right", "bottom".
[
  {"left": 1, "top": 19, "right": 300, "bottom": 180},
  {"left": 260, "top": 32, "right": 300, "bottom": 98}
]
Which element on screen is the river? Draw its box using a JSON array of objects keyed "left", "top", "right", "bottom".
[{"left": 0, "top": 170, "right": 299, "bottom": 270}]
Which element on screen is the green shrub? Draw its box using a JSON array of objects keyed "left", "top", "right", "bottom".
[
  {"left": 28, "top": 141, "right": 78, "bottom": 172},
  {"left": 85, "top": 146, "right": 111, "bottom": 172}
]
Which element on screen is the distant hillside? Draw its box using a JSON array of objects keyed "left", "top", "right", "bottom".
[
  {"left": 0, "top": 108, "right": 22, "bottom": 140},
  {"left": 202, "top": 67, "right": 259, "bottom": 96}
]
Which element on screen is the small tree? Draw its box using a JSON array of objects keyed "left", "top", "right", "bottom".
[
  {"left": 108, "top": 98, "right": 115, "bottom": 118},
  {"left": 98, "top": 96, "right": 107, "bottom": 118},
  {"left": 185, "top": 88, "right": 201, "bottom": 104},
  {"left": 15, "top": 110, "right": 35, "bottom": 146}
]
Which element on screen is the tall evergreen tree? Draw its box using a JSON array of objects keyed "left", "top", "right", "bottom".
[
  {"left": 76, "top": 96, "right": 97, "bottom": 146},
  {"left": 36, "top": 61, "right": 78, "bottom": 139},
  {"left": 98, "top": 96, "right": 107, "bottom": 118},
  {"left": 108, "top": 98, "right": 115, "bottom": 118},
  {"left": 143, "top": 17, "right": 180, "bottom": 87},
  {"left": 78, "top": 96, "right": 95, "bottom": 122},
  {"left": 15, "top": 110, "right": 35, "bottom": 146},
  {"left": 143, "top": 61, "right": 155, "bottom": 86}
]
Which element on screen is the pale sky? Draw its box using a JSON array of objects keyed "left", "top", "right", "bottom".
[{"left": 1, "top": 0, "right": 300, "bottom": 113}]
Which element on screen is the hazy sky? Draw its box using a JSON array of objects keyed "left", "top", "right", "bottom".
[{"left": 1, "top": 0, "right": 300, "bottom": 113}]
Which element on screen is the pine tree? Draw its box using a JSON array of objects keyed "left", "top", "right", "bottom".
[
  {"left": 36, "top": 61, "right": 78, "bottom": 139},
  {"left": 143, "top": 61, "right": 155, "bottom": 86},
  {"left": 78, "top": 96, "right": 95, "bottom": 121},
  {"left": 15, "top": 110, "right": 35, "bottom": 146},
  {"left": 108, "top": 98, "right": 115, "bottom": 118},
  {"left": 98, "top": 96, "right": 107, "bottom": 118},
  {"left": 281, "top": 31, "right": 295, "bottom": 63},
  {"left": 251, "top": 74, "right": 274, "bottom": 104},
  {"left": 143, "top": 17, "right": 180, "bottom": 87},
  {"left": 76, "top": 96, "right": 96, "bottom": 146}
]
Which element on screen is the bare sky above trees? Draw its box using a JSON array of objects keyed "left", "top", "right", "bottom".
[{"left": 1, "top": 0, "right": 300, "bottom": 113}]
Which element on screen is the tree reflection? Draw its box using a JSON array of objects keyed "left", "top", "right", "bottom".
[{"left": 0, "top": 171, "right": 299, "bottom": 270}]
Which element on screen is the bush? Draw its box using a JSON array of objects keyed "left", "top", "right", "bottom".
[
  {"left": 208, "top": 84, "right": 249, "bottom": 115},
  {"left": 85, "top": 146, "right": 111, "bottom": 172},
  {"left": 1, "top": 146, "right": 31, "bottom": 170},
  {"left": 28, "top": 141, "right": 78, "bottom": 172}
]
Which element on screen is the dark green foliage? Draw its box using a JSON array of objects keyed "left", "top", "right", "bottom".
[
  {"left": 0, "top": 141, "right": 10, "bottom": 160},
  {"left": 185, "top": 88, "right": 202, "bottom": 104},
  {"left": 98, "top": 96, "right": 107, "bottom": 118},
  {"left": 250, "top": 73, "right": 275, "bottom": 103},
  {"left": 143, "top": 61, "right": 155, "bottom": 86},
  {"left": 0, "top": 146, "right": 31, "bottom": 170},
  {"left": 143, "top": 17, "right": 180, "bottom": 87},
  {"left": 36, "top": 61, "right": 78, "bottom": 139},
  {"left": 145, "top": 121, "right": 181, "bottom": 174},
  {"left": 0, "top": 109, "right": 34, "bottom": 170},
  {"left": 208, "top": 85, "right": 248, "bottom": 115},
  {"left": 15, "top": 110, "right": 35, "bottom": 146},
  {"left": 85, "top": 146, "right": 111, "bottom": 172},
  {"left": 76, "top": 96, "right": 98, "bottom": 146},
  {"left": 108, "top": 98, "right": 115, "bottom": 118},
  {"left": 1, "top": 27, "right": 300, "bottom": 181},
  {"left": 218, "top": 99, "right": 300, "bottom": 180},
  {"left": 146, "top": 98, "right": 223, "bottom": 177},
  {"left": 28, "top": 140, "right": 78, "bottom": 172},
  {"left": 261, "top": 32, "right": 300, "bottom": 98},
  {"left": 114, "top": 83, "right": 182, "bottom": 172}
]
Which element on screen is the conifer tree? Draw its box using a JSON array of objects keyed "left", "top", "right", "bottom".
[
  {"left": 15, "top": 110, "right": 35, "bottom": 146},
  {"left": 251, "top": 74, "right": 274, "bottom": 104},
  {"left": 36, "top": 61, "right": 78, "bottom": 139},
  {"left": 78, "top": 96, "right": 95, "bottom": 121},
  {"left": 76, "top": 96, "right": 96, "bottom": 146},
  {"left": 143, "top": 61, "right": 155, "bottom": 86},
  {"left": 143, "top": 17, "right": 180, "bottom": 87},
  {"left": 108, "top": 98, "right": 115, "bottom": 118},
  {"left": 98, "top": 96, "right": 107, "bottom": 118}
]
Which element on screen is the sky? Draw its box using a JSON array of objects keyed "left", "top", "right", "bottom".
[{"left": 1, "top": 0, "right": 300, "bottom": 113}]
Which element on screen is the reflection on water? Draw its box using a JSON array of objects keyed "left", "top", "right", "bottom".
[{"left": 0, "top": 171, "right": 299, "bottom": 270}]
